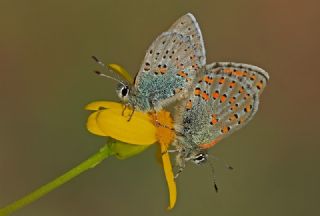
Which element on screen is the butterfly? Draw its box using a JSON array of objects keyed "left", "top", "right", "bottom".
[
  {"left": 173, "top": 62, "right": 269, "bottom": 179},
  {"left": 93, "top": 13, "right": 206, "bottom": 113}
]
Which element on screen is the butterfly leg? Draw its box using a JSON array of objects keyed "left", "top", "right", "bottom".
[
  {"left": 174, "top": 164, "right": 186, "bottom": 179},
  {"left": 121, "top": 103, "right": 128, "bottom": 116},
  {"left": 174, "top": 151, "right": 186, "bottom": 178},
  {"left": 120, "top": 103, "right": 136, "bottom": 121},
  {"left": 127, "top": 107, "right": 135, "bottom": 122},
  {"left": 161, "top": 149, "right": 178, "bottom": 155}
]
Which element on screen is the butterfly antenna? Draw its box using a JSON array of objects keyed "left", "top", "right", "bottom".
[
  {"left": 207, "top": 157, "right": 219, "bottom": 192},
  {"left": 92, "top": 55, "right": 107, "bottom": 67},
  {"left": 92, "top": 55, "right": 127, "bottom": 85},
  {"left": 93, "top": 70, "right": 127, "bottom": 87},
  {"left": 210, "top": 155, "right": 234, "bottom": 171}
]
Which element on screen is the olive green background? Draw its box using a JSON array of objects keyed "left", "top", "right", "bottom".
[{"left": 1, "top": 0, "right": 319, "bottom": 215}]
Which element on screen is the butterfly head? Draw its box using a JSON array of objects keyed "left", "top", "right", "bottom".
[
  {"left": 186, "top": 149, "right": 208, "bottom": 165},
  {"left": 116, "top": 83, "right": 131, "bottom": 103},
  {"left": 191, "top": 152, "right": 208, "bottom": 165},
  {"left": 91, "top": 56, "right": 135, "bottom": 103}
]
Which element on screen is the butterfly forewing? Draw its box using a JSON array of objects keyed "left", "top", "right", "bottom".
[
  {"left": 133, "top": 14, "right": 205, "bottom": 111},
  {"left": 167, "top": 13, "right": 206, "bottom": 66}
]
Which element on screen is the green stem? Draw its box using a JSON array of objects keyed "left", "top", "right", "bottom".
[{"left": 0, "top": 144, "right": 114, "bottom": 216}]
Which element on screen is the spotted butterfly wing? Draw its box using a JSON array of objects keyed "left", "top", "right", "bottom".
[
  {"left": 175, "top": 62, "right": 269, "bottom": 150},
  {"left": 132, "top": 14, "right": 205, "bottom": 111},
  {"left": 167, "top": 13, "right": 206, "bottom": 65}
]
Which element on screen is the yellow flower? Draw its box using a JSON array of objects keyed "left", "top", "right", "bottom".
[{"left": 85, "top": 101, "right": 177, "bottom": 209}]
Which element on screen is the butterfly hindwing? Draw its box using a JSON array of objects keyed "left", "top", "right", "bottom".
[{"left": 176, "top": 62, "right": 268, "bottom": 149}]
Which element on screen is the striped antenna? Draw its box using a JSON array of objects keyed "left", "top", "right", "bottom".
[{"left": 92, "top": 56, "right": 134, "bottom": 85}]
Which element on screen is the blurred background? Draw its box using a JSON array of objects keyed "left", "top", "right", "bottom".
[{"left": 1, "top": 0, "right": 319, "bottom": 215}]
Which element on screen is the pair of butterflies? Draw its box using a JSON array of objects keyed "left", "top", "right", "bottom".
[{"left": 94, "top": 13, "right": 269, "bottom": 178}]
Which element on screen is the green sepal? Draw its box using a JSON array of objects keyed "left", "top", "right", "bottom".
[{"left": 108, "top": 139, "right": 151, "bottom": 160}]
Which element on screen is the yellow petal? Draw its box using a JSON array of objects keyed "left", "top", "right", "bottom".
[
  {"left": 91, "top": 104, "right": 156, "bottom": 145},
  {"left": 108, "top": 64, "right": 134, "bottom": 85},
  {"left": 151, "top": 110, "right": 177, "bottom": 209},
  {"left": 161, "top": 143, "right": 177, "bottom": 210},
  {"left": 86, "top": 111, "right": 106, "bottom": 136}
]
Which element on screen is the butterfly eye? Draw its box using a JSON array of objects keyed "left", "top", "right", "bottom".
[
  {"left": 192, "top": 153, "right": 208, "bottom": 165},
  {"left": 116, "top": 84, "right": 130, "bottom": 102},
  {"left": 121, "top": 86, "right": 129, "bottom": 97}
]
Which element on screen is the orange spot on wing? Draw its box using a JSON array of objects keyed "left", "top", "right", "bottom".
[
  {"left": 233, "top": 71, "right": 245, "bottom": 77},
  {"left": 199, "top": 139, "right": 219, "bottom": 149},
  {"left": 177, "top": 70, "right": 191, "bottom": 82},
  {"left": 229, "top": 81, "right": 236, "bottom": 88},
  {"left": 244, "top": 104, "right": 252, "bottom": 113},
  {"left": 210, "top": 114, "right": 218, "bottom": 125},
  {"left": 177, "top": 71, "right": 187, "bottom": 78},
  {"left": 229, "top": 96, "right": 236, "bottom": 104},
  {"left": 230, "top": 105, "right": 237, "bottom": 111},
  {"left": 239, "top": 86, "right": 244, "bottom": 93},
  {"left": 194, "top": 88, "right": 201, "bottom": 96},
  {"left": 204, "top": 76, "right": 214, "bottom": 84},
  {"left": 229, "top": 116, "right": 236, "bottom": 121},
  {"left": 224, "top": 68, "right": 233, "bottom": 74},
  {"left": 201, "top": 91, "right": 209, "bottom": 101},
  {"left": 220, "top": 94, "right": 227, "bottom": 103},
  {"left": 256, "top": 81, "right": 263, "bottom": 90},
  {"left": 219, "top": 77, "right": 225, "bottom": 84},
  {"left": 199, "top": 140, "right": 217, "bottom": 149},
  {"left": 159, "top": 67, "right": 168, "bottom": 74},
  {"left": 221, "top": 126, "right": 230, "bottom": 134},
  {"left": 212, "top": 91, "right": 219, "bottom": 100},
  {"left": 229, "top": 113, "right": 239, "bottom": 121},
  {"left": 250, "top": 74, "right": 256, "bottom": 80}
]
